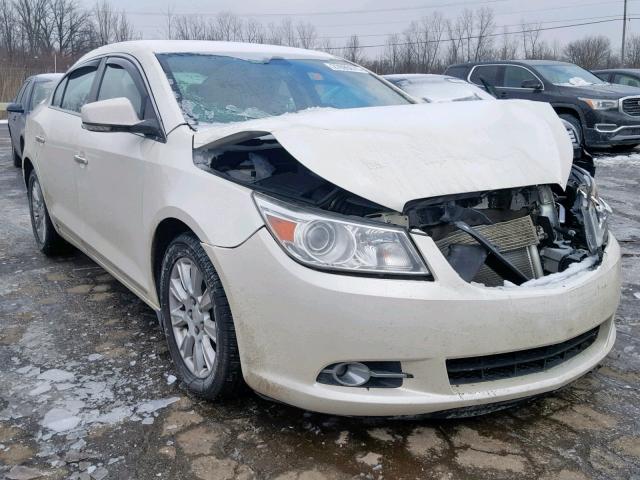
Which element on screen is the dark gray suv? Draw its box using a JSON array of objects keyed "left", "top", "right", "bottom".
[{"left": 445, "top": 60, "right": 640, "bottom": 151}]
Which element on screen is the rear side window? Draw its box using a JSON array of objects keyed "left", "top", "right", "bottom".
[
  {"left": 469, "top": 65, "right": 502, "bottom": 87},
  {"left": 613, "top": 73, "right": 640, "bottom": 88},
  {"left": 97, "top": 62, "right": 144, "bottom": 119},
  {"left": 60, "top": 66, "right": 98, "bottom": 113},
  {"left": 52, "top": 78, "right": 67, "bottom": 107},
  {"left": 444, "top": 66, "right": 467, "bottom": 79},
  {"left": 15, "top": 80, "right": 31, "bottom": 104},
  {"left": 503, "top": 66, "right": 538, "bottom": 88}
]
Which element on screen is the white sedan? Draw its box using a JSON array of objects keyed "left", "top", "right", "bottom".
[{"left": 23, "top": 41, "right": 620, "bottom": 416}]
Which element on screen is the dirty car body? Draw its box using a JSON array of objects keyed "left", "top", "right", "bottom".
[{"left": 22, "top": 41, "right": 620, "bottom": 416}]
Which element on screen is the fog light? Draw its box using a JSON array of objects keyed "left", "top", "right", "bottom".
[{"left": 332, "top": 362, "right": 371, "bottom": 387}]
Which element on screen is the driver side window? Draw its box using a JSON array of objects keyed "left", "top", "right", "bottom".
[{"left": 97, "top": 61, "right": 145, "bottom": 119}]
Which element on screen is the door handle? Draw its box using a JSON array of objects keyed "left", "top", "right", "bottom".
[
  {"left": 35, "top": 135, "right": 45, "bottom": 144},
  {"left": 73, "top": 154, "right": 88, "bottom": 165}
]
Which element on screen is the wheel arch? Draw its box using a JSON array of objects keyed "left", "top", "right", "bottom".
[
  {"left": 22, "top": 157, "right": 34, "bottom": 188},
  {"left": 552, "top": 105, "right": 584, "bottom": 125},
  {"left": 150, "top": 213, "right": 206, "bottom": 298}
]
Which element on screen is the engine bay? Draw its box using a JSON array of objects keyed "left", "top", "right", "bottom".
[{"left": 194, "top": 135, "right": 609, "bottom": 287}]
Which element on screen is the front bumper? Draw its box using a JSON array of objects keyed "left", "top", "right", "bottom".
[
  {"left": 583, "top": 109, "right": 640, "bottom": 147},
  {"left": 204, "top": 230, "right": 621, "bottom": 416}
]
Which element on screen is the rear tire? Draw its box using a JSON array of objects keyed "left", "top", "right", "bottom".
[
  {"left": 559, "top": 114, "right": 582, "bottom": 147},
  {"left": 12, "top": 144, "right": 21, "bottom": 168},
  {"left": 27, "top": 170, "right": 67, "bottom": 255},
  {"left": 159, "top": 232, "right": 244, "bottom": 400}
]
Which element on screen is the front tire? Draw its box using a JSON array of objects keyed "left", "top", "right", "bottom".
[
  {"left": 159, "top": 232, "right": 243, "bottom": 400},
  {"left": 27, "top": 170, "right": 66, "bottom": 255},
  {"left": 559, "top": 114, "right": 582, "bottom": 147}
]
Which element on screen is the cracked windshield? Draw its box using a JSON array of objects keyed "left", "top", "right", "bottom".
[{"left": 156, "top": 53, "right": 409, "bottom": 125}]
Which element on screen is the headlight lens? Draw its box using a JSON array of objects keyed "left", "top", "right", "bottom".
[
  {"left": 254, "top": 193, "right": 429, "bottom": 276},
  {"left": 578, "top": 97, "right": 618, "bottom": 110},
  {"left": 575, "top": 173, "right": 612, "bottom": 253}
]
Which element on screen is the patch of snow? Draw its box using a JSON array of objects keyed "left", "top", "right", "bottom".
[
  {"left": 633, "top": 292, "right": 640, "bottom": 300},
  {"left": 502, "top": 255, "right": 598, "bottom": 288},
  {"left": 141, "top": 417, "right": 155, "bottom": 425},
  {"left": 136, "top": 397, "right": 180, "bottom": 414},
  {"left": 37, "top": 369, "right": 75, "bottom": 383},
  {"left": 87, "top": 354, "right": 103, "bottom": 362},
  {"left": 28, "top": 382, "right": 52, "bottom": 396},
  {"left": 42, "top": 408, "right": 81, "bottom": 432},
  {"left": 166, "top": 375, "right": 177, "bottom": 385}
]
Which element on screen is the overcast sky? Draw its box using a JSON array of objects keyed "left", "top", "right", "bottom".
[{"left": 82, "top": 0, "right": 637, "bottom": 56}]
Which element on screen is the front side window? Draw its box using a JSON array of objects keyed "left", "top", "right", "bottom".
[
  {"left": 503, "top": 66, "right": 538, "bottom": 88},
  {"left": 535, "top": 64, "right": 606, "bottom": 86},
  {"left": 469, "top": 65, "right": 502, "bottom": 87},
  {"left": 61, "top": 66, "right": 98, "bottom": 113},
  {"left": 29, "top": 80, "right": 58, "bottom": 111},
  {"left": 156, "top": 53, "right": 410, "bottom": 126},
  {"left": 97, "top": 62, "right": 144, "bottom": 119}
]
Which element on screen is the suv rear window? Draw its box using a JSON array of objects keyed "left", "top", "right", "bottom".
[{"left": 469, "top": 65, "right": 502, "bottom": 87}]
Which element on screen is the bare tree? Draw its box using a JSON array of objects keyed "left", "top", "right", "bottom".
[
  {"left": 624, "top": 35, "right": 640, "bottom": 68},
  {"left": 342, "top": 34, "right": 363, "bottom": 63},
  {"left": 498, "top": 26, "right": 518, "bottom": 60},
  {"left": 0, "top": 0, "right": 18, "bottom": 59},
  {"left": 244, "top": 18, "right": 265, "bottom": 44},
  {"left": 296, "top": 21, "right": 317, "bottom": 49},
  {"left": 50, "top": 0, "right": 88, "bottom": 55},
  {"left": 564, "top": 35, "right": 611, "bottom": 69},
  {"left": 92, "top": 0, "right": 135, "bottom": 45}
]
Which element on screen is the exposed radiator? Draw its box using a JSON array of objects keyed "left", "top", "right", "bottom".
[{"left": 436, "top": 215, "right": 541, "bottom": 286}]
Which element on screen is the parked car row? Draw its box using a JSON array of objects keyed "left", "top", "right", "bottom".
[{"left": 7, "top": 42, "right": 622, "bottom": 417}]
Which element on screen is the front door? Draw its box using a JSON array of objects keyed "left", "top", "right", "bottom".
[{"left": 76, "top": 57, "right": 161, "bottom": 291}]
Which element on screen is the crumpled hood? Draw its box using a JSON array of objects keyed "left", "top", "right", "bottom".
[{"left": 193, "top": 101, "right": 572, "bottom": 212}]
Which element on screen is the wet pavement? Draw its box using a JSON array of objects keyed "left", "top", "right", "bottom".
[{"left": 0, "top": 123, "right": 639, "bottom": 480}]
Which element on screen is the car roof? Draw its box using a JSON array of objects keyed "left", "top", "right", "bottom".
[
  {"left": 447, "top": 59, "right": 573, "bottom": 69},
  {"left": 76, "top": 40, "right": 336, "bottom": 65},
  {"left": 592, "top": 68, "right": 640, "bottom": 74}
]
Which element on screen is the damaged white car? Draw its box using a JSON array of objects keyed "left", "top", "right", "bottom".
[{"left": 23, "top": 41, "right": 621, "bottom": 416}]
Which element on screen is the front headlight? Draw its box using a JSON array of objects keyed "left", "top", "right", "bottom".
[
  {"left": 254, "top": 193, "right": 429, "bottom": 276},
  {"left": 574, "top": 173, "right": 612, "bottom": 253},
  {"left": 578, "top": 97, "right": 618, "bottom": 110}
]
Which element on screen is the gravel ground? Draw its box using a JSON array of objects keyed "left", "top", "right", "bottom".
[{"left": 0, "top": 124, "right": 639, "bottom": 480}]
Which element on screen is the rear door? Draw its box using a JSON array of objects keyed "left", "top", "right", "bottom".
[
  {"left": 36, "top": 61, "right": 100, "bottom": 241},
  {"left": 468, "top": 64, "right": 503, "bottom": 96},
  {"left": 76, "top": 56, "right": 163, "bottom": 290}
]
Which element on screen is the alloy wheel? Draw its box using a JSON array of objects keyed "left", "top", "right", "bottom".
[
  {"left": 30, "top": 177, "right": 47, "bottom": 244},
  {"left": 168, "top": 257, "right": 217, "bottom": 378}
]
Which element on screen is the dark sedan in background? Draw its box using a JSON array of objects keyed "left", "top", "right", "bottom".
[
  {"left": 445, "top": 60, "right": 640, "bottom": 151},
  {"left": 6, "top": 73, "right": 62, "bottom": 167}
]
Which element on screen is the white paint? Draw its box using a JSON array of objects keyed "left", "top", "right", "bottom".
[{"left": 194, "top": 100, "right": 572, "bottom": 211}]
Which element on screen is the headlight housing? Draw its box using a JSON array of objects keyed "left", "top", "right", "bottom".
[
  {"left": 254, "top": 193, "right": 429, "bottom": 276},
  {"left": 578, "top": 97, "right": 618, "bottom": 110}
]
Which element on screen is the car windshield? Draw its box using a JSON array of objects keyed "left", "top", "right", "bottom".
[
  {"left": 535, "top": 64, "right": 607, "bottom": 86},
  {"left": 390, "top": 77, "right": 494, "bottom": 103},
  {"left": 156, "top": 53, "right": 410, "bottom": 125}
]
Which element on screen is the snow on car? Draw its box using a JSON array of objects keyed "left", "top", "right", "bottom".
[{"left": 22, "top": 40, "right": 620, "bottom": 416}]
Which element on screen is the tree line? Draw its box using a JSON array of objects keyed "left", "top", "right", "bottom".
[{"left": 2, "top": 3, "right": 640, "bottom": 99}]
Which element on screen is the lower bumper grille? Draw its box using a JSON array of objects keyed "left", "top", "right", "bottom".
[{"left": 446, "top": 326, "right": 600, "bottom": 385}]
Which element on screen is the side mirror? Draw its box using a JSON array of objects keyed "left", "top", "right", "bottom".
[
  {"left": 6, "top": 102, "right": 24, "bottom": 113},
  {"left": 81, "top": 97, "right": 162, "bottom": 139},
  {"left": 521, "top": 79, "right": 543, "bottom": 90}
]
